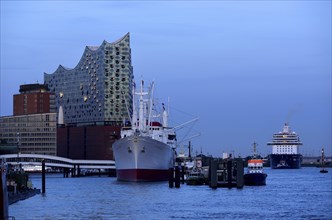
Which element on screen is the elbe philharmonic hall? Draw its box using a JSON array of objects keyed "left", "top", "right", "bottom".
[{"left": 0, "top": 33, "right": 133, "bottom": 160}]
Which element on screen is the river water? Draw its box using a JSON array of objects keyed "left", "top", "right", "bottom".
[{"left": 9, "top": 167, "right": 332, "bottom": 219}]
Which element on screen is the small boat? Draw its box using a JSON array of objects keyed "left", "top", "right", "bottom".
[
  {"left": 320, "top": 147, "right": 328, "bottom": 173},
  {"left": 186, "top": 169, "right": 206, "bottom": 185},
  {"left": 186, "top": 157, "right": 208, "bottom": 185},
  {"left": 244, "top": 142, "right": 267, "bottom": 186}
]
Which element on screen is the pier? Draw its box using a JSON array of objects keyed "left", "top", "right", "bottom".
[
  {"left": 209, "top": 158, "right": 244, "bottom": 188},
  {"left": 169, "top": 157, "right": 244, "bottom": 189},
  {"left": 0, "top": 153, "right": 117, "bottom": 214},
  {"left": 0, "top": 154, "right": 116, "bottom": 178}
]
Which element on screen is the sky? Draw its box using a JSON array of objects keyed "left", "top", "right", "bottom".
[{"left": 1, "top": 1, "right": 331, "bottom": 157}]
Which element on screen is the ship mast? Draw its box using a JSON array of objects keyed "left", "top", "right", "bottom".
[
  {"left": 162, "top": 103, "right": 168, "bottom": 128},
  {"left": 138, "top": 80, "right": 146, "bottom": 131},
  {"left": 253, "top": 142, "right": 258, "bottom": 158},
  {"left": 131, "top": 83, "right": 137, "bottom": 130},
  {"left": 147, "top": 82, "right": 154, "bottom": 133}
]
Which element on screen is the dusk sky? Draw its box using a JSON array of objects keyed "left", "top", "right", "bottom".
[{"left": 1, "top": 1, "right": 331, "bottom": 157}]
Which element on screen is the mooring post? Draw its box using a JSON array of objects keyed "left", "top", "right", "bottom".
[
  {"left": 168, "top": 168, "right": 174, "bottom": 188},
  {"left": 236, "top": 158, "right": 244, "bottom": 188},
  {"left": 73, "top": 165, "right": 76, "bottom": 177},
  {"left": 210, "top": 159, "right": 217, "bottom": 189},
  {"left": 63, "top": 167, "right": 69, "bottom": 178},
  {"left": 181, "top": 165, "right": 185, "bottom": 184},
  {"left": 227, "top": 160, "right": 233, "bottom": 188},
  {"left": 42, "top": 159, "right": 46, "bottom": 194},
  {"left": 0, "top": 163, "right": 9, "bottom": 220},
  {"left": 175, "top": 166, "right": 180, "bottom": 188},
  {"left": 77, "top": 165, "right": 81, "bottom": 177}
]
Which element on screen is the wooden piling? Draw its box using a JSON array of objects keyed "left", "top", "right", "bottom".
[
  {"left": 181, "top": 165, "right": 185, "bottom": 184},
  {"left": 42, "top": 160, "right": 46, "bottom": 193},
  {"left": 63, "top": 168, "right": 69, "bottom": 178},
  {"left": 210, "top": 159, "right": 217, "bottom": 189},
  {"left": 0, "top": 164, "right": 9, "bottom": 220},
  {"left": 227, "top": 160, "right": 233, "bottom": 187},
  {"left": 236, "top": 158, "right": 244, "bottom": 188},
  {"left": 175, "top": 166, "right": 180, "bottom": 188},
  {"left": 168, "top": 168, "right": 174, "bottom": 188},
  {"left": 73, "top": 165, "right": 77, "bottom": 177}
]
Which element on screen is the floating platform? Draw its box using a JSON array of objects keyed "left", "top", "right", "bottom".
[
  {"left": 8, "top": 188, "right": 40, "bottom": 205},
  {"left": 209, "top": 158, "right": 244, "bottom": 189}
]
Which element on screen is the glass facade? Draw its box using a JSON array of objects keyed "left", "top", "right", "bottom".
[{"left": 44, "top": 33, "right": 133, "bottom": 125}]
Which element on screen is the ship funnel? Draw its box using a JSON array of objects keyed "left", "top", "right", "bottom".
[{"left": 282, "top": 123, "right": 290, "bottom": 133}]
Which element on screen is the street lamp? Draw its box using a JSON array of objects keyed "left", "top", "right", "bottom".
[{"left": 16, "top": 132, "right": 21, "bottom": 169}]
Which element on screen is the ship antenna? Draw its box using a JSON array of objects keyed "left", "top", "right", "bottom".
[
  {"left": 131, "top": 81, "right": 137, "bottom": 130},
  {"left": 253, "top": 142, "right": 258, "bottom": 158},
  {"left": 147, "top": 81, "right": 154, "bottom": 133},
  {"left": 138, "top": 80, "right": 144, "bottom": 131}
]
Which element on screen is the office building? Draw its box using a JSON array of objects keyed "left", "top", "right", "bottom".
[
  {"left": 0, "top": 113, "right": 57, "bottom": 155},
  {"left": 0, "top": 83, "right": 57, "bottom": 155}
]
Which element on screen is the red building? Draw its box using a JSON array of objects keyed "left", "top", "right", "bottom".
[
  {"left": 13, "top": 84, "right": 56, "bottom": 116},
  {"left": 56, "top": 124, "right": 121, "bottom": 160}
]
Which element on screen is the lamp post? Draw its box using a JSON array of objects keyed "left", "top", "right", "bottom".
[{"left": 16, "top": 132, "right": 21, "bottom": 169}]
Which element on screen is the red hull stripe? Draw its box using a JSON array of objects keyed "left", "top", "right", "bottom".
[{"left": 116, "top": 169, "right": 169, "bottom": 182}]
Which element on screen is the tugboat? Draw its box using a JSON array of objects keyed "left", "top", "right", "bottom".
[
  {"left": 320, "top": 147, "right": 328, "bottom": 173},
  {"left": 244, "top": 142, "right": 267, "bottom": 186},
  {"left": 186, "top": 169, "right": 206, "bottom": 185},
  {"left": 186, "top": 157, "right": 208, "bottom": 185}
]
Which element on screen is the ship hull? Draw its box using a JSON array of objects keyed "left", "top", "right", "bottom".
[
  {"left": 269, "top": 154, "right": 302, "bottom": 169},
  {"left": 244, "top": 173, "right": 267, "bottom": 186},
  {"left": 113, "top": 135, "right": 174, "bottom": 182}
]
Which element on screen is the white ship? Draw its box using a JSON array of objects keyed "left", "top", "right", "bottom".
[
  {"left": 113, "top": 80, "right": 177, "bottom": 181},
  {"left": 267, "top": 123, "right": 303, "bottom": 169}
]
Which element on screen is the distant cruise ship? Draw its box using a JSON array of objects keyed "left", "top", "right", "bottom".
[{"left": 267, "top": 123, "right": 303, "bottom": 169}]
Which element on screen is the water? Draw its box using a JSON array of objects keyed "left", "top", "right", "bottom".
[{"left": 9, "top": 168, "right": 332, "bottom": 219}]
